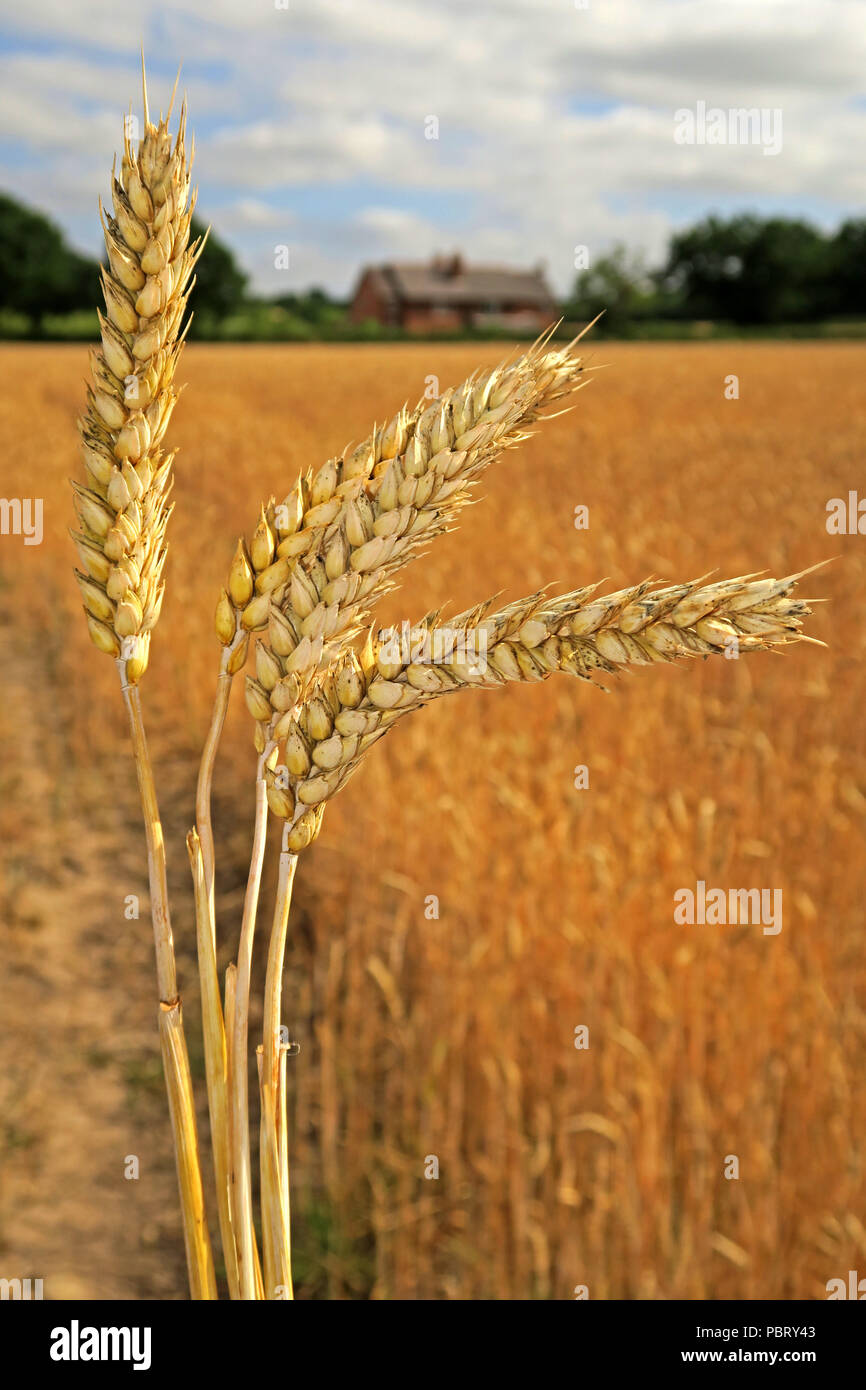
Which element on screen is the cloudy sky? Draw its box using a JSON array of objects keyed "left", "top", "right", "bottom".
[{"left": 0, "top": 0, "right": 863, "bottom": 296}]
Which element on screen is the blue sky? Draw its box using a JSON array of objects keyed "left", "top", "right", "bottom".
[{"left": 0, "top": 0, "right": 863, "bottom": 296}]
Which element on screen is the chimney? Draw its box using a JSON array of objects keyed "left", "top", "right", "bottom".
[{"left": 432, "top": 252, "right": 463, "bottom": 278}]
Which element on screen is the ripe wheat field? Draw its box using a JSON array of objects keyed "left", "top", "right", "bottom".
[{"left": 0, "top": 340, "right": 864, "bottom": 1300}]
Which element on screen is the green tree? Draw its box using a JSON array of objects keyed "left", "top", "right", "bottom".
[
  {"left": 663, "top": 215, "right": 833, "bottom": 324},
  {"left": 828, "top": 219, "right": 866, "bottom": 317},
  {"left": 187, "top": 215, "right": 248, "bottom": 331},
  {"left": 0, "top": 192, "right": 99, "bottom": 332},
  {"left": 273, "top": 287, "right": 345, "bottom": 327},
  {"left": 565, "top": 245, "right": 657, "bottom": 335}
]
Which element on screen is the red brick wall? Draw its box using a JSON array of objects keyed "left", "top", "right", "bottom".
[
  {"left": 350, "top": 273, "right": 395, "bottom": 325},
  {"left": 469, "top": 305, "right": 553, "bottom": 332},
  {"left": 351, "top": 280, "right": 558, "bottom": 333},
  {"left": 402, "top": 305, "right": 464, "bottom": 333}
]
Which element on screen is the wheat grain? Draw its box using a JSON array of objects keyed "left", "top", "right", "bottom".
[
  {"left": 262, "top": 568, "right": 818, "bottom": 845},
  {"left": 213, "top": 395, "right": 433, "bottom": 685},
  {"left": 71, "top": 73, "right": 201, "bottom": 683}
]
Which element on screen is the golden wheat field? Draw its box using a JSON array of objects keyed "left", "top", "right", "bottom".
[{"left": 0, "top": 339, "right": 864, "bottom": 1300}]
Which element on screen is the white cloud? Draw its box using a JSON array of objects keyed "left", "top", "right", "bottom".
[
  {"left": 223, "top": 198, "right": 294, "bottom": 228},
  {"left": 354, "top": 207, "right": 432, "bottom": 238},
  {"left": 0, "top": 0, "right": 862, "bottom": 293}
]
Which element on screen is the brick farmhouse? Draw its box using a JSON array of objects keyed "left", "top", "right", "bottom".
[{"left": 349, "top": 253, "right": 558, "bottom": 334}]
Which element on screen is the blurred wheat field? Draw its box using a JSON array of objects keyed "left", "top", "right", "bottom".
[{"left": 0, "top": 340, "right": 864, "bottom": 1300}]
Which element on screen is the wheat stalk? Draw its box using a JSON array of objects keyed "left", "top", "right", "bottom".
[
  {"left": 254, "top": 563, "right": 821, "bottom": 1276},
  {"left": 259, "top": 847, "right": 299, "bottom": 1299},
  {"left": 71, "top": 63, "right": 216, "bottom": 1300},
  {"left": 250, "top": 558, "right": 822, "bottom": 1280},
  {"left": 194, "top": 331, "right": 597, "bottom": 1287}
]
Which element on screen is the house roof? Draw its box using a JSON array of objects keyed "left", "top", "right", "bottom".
[{"left": 360, "top": 257, "right": 556, "bottom": 308}]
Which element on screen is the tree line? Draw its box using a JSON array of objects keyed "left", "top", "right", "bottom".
[
  {"left": 0, "top": 190, "right": 862, "bottom": 337},
  {"left": 565, "top": 216, "right": 866, "bottom": 332}
]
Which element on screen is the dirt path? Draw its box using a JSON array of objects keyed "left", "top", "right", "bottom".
[{"left": 0, "top": 614, "right": 189, "bottom": 1299}]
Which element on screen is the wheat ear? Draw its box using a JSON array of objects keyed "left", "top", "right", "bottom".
[
  {"left": 262, "top": 567, "right": 819, "bottom": 838},
  {"left": 232, "top": 332, "right": 592, "bottom": 746},
  {"left": 71, "top": 66, "right": 202, "bottom": 684}
]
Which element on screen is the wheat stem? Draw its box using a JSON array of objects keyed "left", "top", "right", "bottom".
[
  {"left": 278, "top": 1044, "right": 290, "bottom": 1242},
  {"left": 119, "top": 665, "right": 216, "bottom": 1298},
  {"left": 157, "top": 1006, "right": 217, "bottom": 1300},
  {"left": 120, "top": 672, "right": 177, "bottom": 999},
  {"left": 195, "top": 646, "right": 235, "bottom": 923},
  {"left": 192, "top": 627, "right": 259, "bottom": 1296},
  {"left": 228, "top": 753, "right": 270, "bottom": 1298},
  {"left": 187, "top": 830, "right": 241, "bottom": 1299},
  {"left": 260, "top": 845, "right": 297, "bottom": 1299}
]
